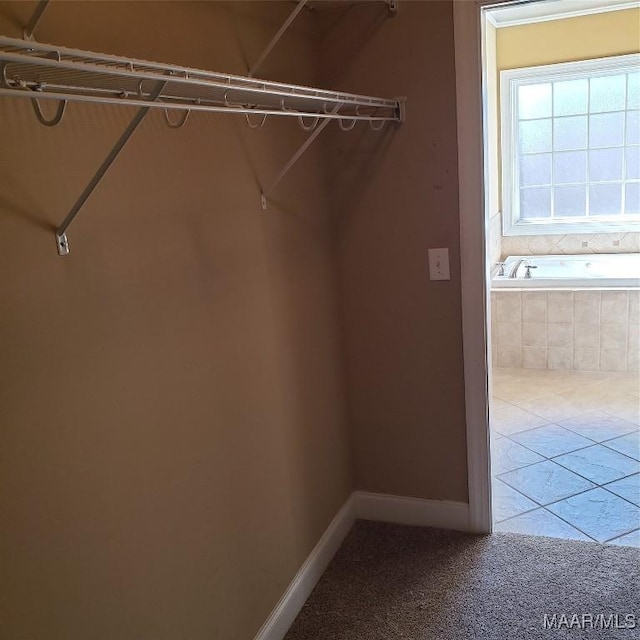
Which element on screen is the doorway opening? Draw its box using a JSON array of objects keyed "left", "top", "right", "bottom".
[{"left": 482, "top": 0, "right": 640, "bottom": 546}]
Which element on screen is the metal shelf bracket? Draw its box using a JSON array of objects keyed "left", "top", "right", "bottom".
[
  {"left": 55, "top": 232, "right": 69, "bottom": 256},
  {"left": 0, "top": 37, "right": 403, "bottom": 252},
  {"left": 23, "top": 0, "right": 50, "bottom": 40},
  {"left": 54, "top": 79, "right": 167, "bottom": 255},
  {"left": 249, "top": 0, "right": 396, "bottom": 79},
  {"left": 261, "top": 103, "right": 340, "bottom": 210},
  {"left": 249, "top": 0, "right": 308, "bottom": 78}
]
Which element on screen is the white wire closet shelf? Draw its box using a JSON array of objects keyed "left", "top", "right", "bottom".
[
  {"left": 0, "top": 36, "right": 403, "bottom": 122},
  {"left": 0, "top": 35, "right": 404, "bottom": 256}
]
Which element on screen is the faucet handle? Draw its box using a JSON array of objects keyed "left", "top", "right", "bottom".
[
  {"left": 497, "top": 261, "right": 506, "bottom": 276},
  {"left": 524, "top": 263, "right": 538, "bottom": 279}
]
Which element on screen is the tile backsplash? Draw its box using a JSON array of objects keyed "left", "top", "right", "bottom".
[
  {"left": 501, "top": 232, "right": 640, "bottom": 260},
  {"left": 491, "top": 290, "right": 640, "bottom": 373}
]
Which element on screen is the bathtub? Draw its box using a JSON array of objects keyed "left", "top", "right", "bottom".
[
  {"left": 490, "top": 252, "right": 639, "bottom": 372},
  {"left": 492, "top": 253, "right": 640, "bottom": 289}
]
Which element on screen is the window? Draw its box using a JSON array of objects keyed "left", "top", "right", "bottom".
[{"left": 501, "top": 54, "right": 640, "bottom": 236}]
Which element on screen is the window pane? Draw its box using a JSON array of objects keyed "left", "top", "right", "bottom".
[
  {"left": 553, "top": 150, "right": 587, "bottom": 184},
  {"left": 626, "top": 147, "right": 640, "bottom": 180},
  {"left": 521, "top": 187, "right": 551, "bottom": 219},
  {"left": 554, "top": 185, "right": 586, "bottom": 217},
  {"left": 519, "top": 119, "right": 552, "bottom": 153},
  {"left": 625, "top": 183, "right": 640, "bottom": 215},
  {"left": 628, "top": 72, "right": 640, "bottom": 110},
  {"left": 554, "top": 116, "right": 587, "bottom": 150},
  {"left": 553, "top": 79, "right": 588, "bottom": 116},
  {"left": 589, "top": 112, "right": 624, "bottom": 148},
  {"left": 520, "top": 154, "right": 552, "bottom": 186},
  {"left": 519, "top": 83, "right": 552, "bottom": 119},
  {"left": 589, "top": 148, "right": 623, "bottom": 181},
  {"left": 589, "top": 183, "right": 622, "bottom": 216},
  {"left": 590, "top": 74, "right": 626, "bottom": 113},
  {"left": 627, "top": 110, "right": 640, "bottom": 145}
]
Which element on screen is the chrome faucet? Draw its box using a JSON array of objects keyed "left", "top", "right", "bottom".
[
  {"left": 509, "top": 259, "right": 523, "bottom": 278},
  {"left": 497, "top": 262, "right": 506, "bottom": 276},
  {"left": 524, "top": 262, "right": 538, "bottom": 279}
]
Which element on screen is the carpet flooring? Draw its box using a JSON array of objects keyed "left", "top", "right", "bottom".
[{"left": 284, "top": 520, "right": 640, "bottom": 639}]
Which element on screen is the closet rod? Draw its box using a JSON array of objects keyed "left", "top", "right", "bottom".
[
  {"left": 0, "top": 38, "right": 401, "bottom": 119},
  {"left": 0, "top": 88, "right": 396, "bottom": 121}
]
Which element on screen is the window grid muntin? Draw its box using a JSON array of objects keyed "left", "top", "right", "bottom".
[
  {"left": 517, "top": 77, "right": 628, "bottom": 219},
  {"left": 511, "top": 63, "right": 640, "bottom": 226}
]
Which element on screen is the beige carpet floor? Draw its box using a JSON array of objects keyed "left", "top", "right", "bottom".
[{"left": 284, "top": 520, "right": 639, "bottom": 639}]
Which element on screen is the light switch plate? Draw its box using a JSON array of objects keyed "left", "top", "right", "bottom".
[{"left": 428, "top": 248, "right": 450, "bottom": 281}]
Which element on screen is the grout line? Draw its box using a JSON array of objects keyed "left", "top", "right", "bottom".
[
  {"left": 495, "top": 499, "right": 598, "bottom": 543},
  {"left": 550, "top": 445, "right": 640, "bottom": 481},
  {"left": 603, "top": 527, "right": 640, "bottom": 545},
  {"left": 539, "top": 505, "right": 599, "bottom": 543},
  {"left": 547, "top": 453, "right": 624, "bottom": 486},
  {"left": 598, "top": 481, "right": 640, "bottom": 510},
  {"left": 492, "top": 475, "right": 541, "bottom": 509},
  {"left": 598, "top": 439, "right": 640, "bottom": 463},
  {"left": 497, "top": 472, "right": 640, "bottom": 542},
  {"left": 490, "top": 368, "right": 640, "bottom": 543},
  {"left": 495, "top": 472, "right": 595, "bottom": 510},
  {"left": 557, "top": 420, "right": 640, "bottom": 444}
]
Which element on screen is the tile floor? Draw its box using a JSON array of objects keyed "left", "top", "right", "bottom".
[{"left": 491, "top": 368, "right": 640, "bottom": 546}]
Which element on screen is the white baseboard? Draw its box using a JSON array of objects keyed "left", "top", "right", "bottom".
[
  {"left": 354, "top": 490, "right": 470, "bottom": 531},
  {"left": 253, "top": 494, "right": 356, "bottom": 640},
  {"left": 254, "top": 491, "right": 470, "bottom": 640}
]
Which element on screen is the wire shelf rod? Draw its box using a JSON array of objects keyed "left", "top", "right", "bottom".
[
  {"left": 0, "top": 87, "right": 398, "bottom": 121},
  {"left": 0, "top": 37, "right": 399, "bottom": 113}
]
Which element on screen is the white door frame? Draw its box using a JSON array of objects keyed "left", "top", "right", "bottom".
[
  {"left": 453, "top": 0, "right": 508, "bottom": 534},
  {"left": 453, "top": 0, "right": 549, "bottom": 534}
]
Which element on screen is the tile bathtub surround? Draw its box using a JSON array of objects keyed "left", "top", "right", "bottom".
[
  {"left": 492, "top": 290, "right": 640, "bottom": 372},
  {"left": 488, "top": 212, "right": 502, "bottom": 267}
]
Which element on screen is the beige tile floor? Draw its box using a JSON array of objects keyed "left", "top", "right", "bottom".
[{"left": 490, "top": 368, "right": 640, "bottom": 546}]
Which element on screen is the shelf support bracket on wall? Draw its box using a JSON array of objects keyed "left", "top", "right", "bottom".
[
  {"left": 55, "top": 80, "right": 167, "bottom": 256},
  {"left": 23, "top": 0, "right": 50, "bottom": 40},
  {"left": 249, "top": 0, "right": 308, "bottom": 78},
  {"left": 261, "top": 103, "right": 340, "bottom": 210}
]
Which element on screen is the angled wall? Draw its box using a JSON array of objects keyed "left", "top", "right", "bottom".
[{"left": 319, "top": 0, "right": 469, "bottom": 502}]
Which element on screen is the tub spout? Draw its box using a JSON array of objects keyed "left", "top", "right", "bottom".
[{"left": 509, "top": 259, "right": 523, "bottom": 278}]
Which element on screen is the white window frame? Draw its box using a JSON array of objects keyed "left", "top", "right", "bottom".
[{"left": 501, "top": 53, "right": 640, "bottom": 236}]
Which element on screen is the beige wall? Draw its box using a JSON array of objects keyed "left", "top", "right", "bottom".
[
  {"left": 496, "top": 8, "right": 640, "bottom": 69},
  {"left": 495, "top": 8, "right": 640, "bottom": 259},
  {"left": 0, "top": 2, "right": 352, "bottom": 639},
  {"left": 0, "top": 2, "right": 471, "bottom": 638},
  {"left": 319, "top": 1, "right": 469, "bottom": 502}
]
